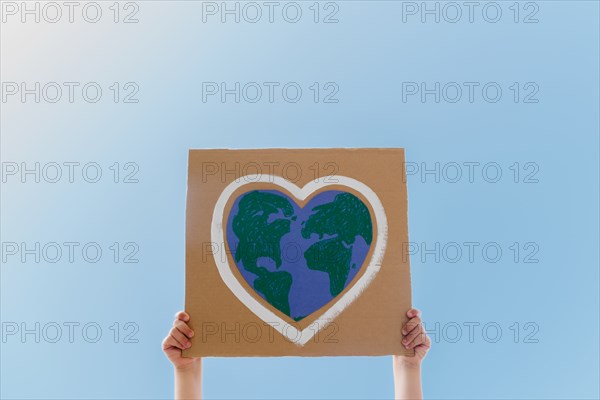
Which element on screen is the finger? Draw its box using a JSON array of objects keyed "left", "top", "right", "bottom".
[
  {"left": 406, "top": 329, "right": 426, "bottom": 349},
  {"left": 402, "top": 316, "right": 422, "bottom": 335},
  {"left": 170, "top": 327, "right": 191, "bottom": 349},
  {"left": 414, "top": 332, "right": 432, "bottom": 351},
  {"left": 175, "top": 319, "right": 195, "bottom": 339},
  {"left": 406, "top": 308, "right": 421, "bottom": 319},
  {"left": 174, "top": 311, "right": 190, "bottom": 322},
  {"left": 403, "top": 321, "right": 423, "bottom": 347},
  {"left": 162, "top": 335, "right": 184, "bottom": 351},
  {"left": 424, "top": 332, "right": 431, "bottom": 348}
]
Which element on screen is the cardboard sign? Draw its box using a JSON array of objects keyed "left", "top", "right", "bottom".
[{"left": 184, "top": 148, "right": 412, "bottom": 357}]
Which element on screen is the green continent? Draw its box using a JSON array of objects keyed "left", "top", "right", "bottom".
[
  {"left": 301, "top": 193, "right": 372, "bottom": 245},
  {"left": 253, "top": 271, "right": 293, "bottom": 316},
  {"left": 302, "top": 193, "right": 372, "bottom": 297},
  {"left": 232, "top": 191, "right": 294, "bottom": 316},
  {"left": 304, "top": 237, "right": 353, "bottom": 297}
]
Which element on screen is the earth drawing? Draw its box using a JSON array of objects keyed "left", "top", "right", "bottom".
[{"left": 226, "top": 189, "right": 373, "bottom": 321}]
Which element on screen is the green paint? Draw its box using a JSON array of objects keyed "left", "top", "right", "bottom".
[
  {"left": 302, "top": 193, "right": 372, "bottom": 297},
  {"left": 301, "top": 193, "right": 372, "bottom": 245},
  {"left": 253, "top": 270, "right": 293, "bottom": 317},
  {"left": 232, "top": 191, "right": 294, "bottom": 316},
  {"left": 304, "top": 237, "right": 353, "bottom": 297}
]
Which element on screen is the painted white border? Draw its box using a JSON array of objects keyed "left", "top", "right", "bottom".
[{"left": 211, "top": 175, "right": 388, "bottom": 346}]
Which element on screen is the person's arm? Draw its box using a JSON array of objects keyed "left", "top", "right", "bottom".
[
  {"left": 174, "top": 360, "right": 202, "bottom": 400},
  {"left": 162, "top": 311, "right": 202, "bottom": 400},
  {"left": 392, "top": 308, "right": 431, "bottom": 400}
]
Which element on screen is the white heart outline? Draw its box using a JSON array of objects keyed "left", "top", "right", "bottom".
[{"left": 211, "top": 174, "right": 388, "bottom": 346}]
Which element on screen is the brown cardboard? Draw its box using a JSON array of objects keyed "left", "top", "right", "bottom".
[{"left": 184, "top": 148, "right": 412, "bottom": 357}]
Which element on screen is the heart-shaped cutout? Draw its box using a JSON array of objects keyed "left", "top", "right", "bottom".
[
  {"left": 212, "top": 175, "right": 387, "bottom": 345},
  {"left": 226, "top": 189, "right": 373, "bottom": 321}
]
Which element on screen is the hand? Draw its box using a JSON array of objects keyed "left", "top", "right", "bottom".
[
  {"left": 395, "top": 308, "right": 431, "bottom": 368},
  {"left": 162, "top": 311, "right": 201, "bottom": 371}
]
